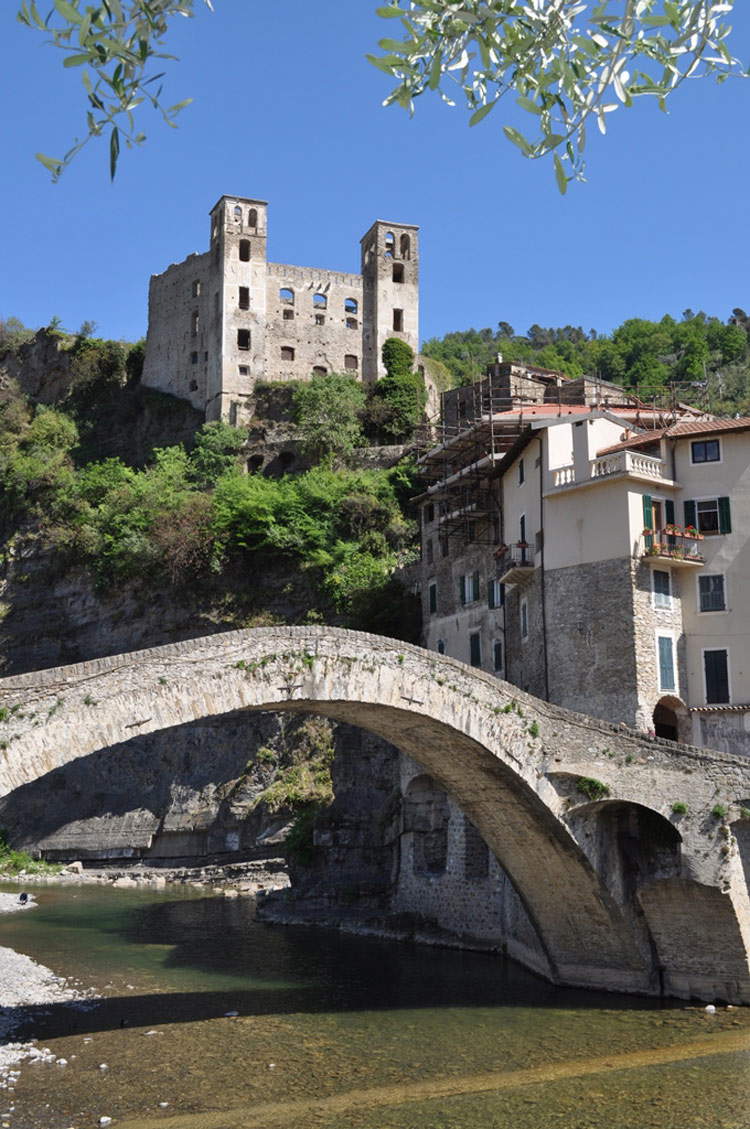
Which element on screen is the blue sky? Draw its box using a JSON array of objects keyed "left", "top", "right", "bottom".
[{"left": 1, "top": 1, "right": 749, "bottom": 347}]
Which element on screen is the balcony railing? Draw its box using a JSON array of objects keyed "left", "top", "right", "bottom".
[
  {"left": 551, "top": 451, "right": 668, "bottom": 490},
  {"left": 641, "top": 527, "right": 704, "bottom": 567},
  {"left": 496, "top": 544, "right": 534, "bottom": 586}
]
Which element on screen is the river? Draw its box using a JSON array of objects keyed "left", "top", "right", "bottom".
[{"left": 1, "top": 882, "right": 750, "bottom": 1129}]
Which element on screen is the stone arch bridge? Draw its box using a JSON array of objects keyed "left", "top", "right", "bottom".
[{"left": 1, "top": 626, "right": 750, "bottom": 1004}]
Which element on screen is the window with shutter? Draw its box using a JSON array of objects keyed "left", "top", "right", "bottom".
[
  {"left": 657, "top": 636, "right": 675, "bottom": 692},
  {"left": 653, "top": 570, "right": 671, "bottom": 609},
  {"left": 718, "top": 496, "right": 732, "bottom": 534},
  {"left": 459, "top": 575, "right": 466, "bottom": 606},
  {"left": 704, "top": 649, "right": 729, "bottom": 704},
  {"left": 684, "top": 499, "right": 697, "bottom": 528},
  {"left": 469, "top": 633, "right": 482, "bottom": 668},
  {"left": 472, "top": 571, "right": 480, "bottom": 601}
]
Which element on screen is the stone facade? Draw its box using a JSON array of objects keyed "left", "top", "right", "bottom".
[{"left": 141, "top": 196, "right": 420, "bottom": 422}]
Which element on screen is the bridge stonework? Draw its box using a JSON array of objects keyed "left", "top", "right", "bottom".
[{"left": 1, "top": 626, "right": 749, "bottom": 1003}]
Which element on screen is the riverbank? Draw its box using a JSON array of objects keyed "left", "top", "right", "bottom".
[{"left": 0, "top": 856, "right": 290, "bottom": 895}]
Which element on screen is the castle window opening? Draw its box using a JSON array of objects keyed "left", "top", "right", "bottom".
[
  {"left": 384, "top": 231, "right": 395, "bottom": 258},
  {"left": 191, "top": 311, "right": 199, "bottom": 337},
  {"left": 344, "top": 354, "right": 358, "bottom": 371},
  {"left": 469, "top": 632, "right": 482, "bottom": 668},
  {"left": 346, "top": 317, "right": 358, "bottom": 330},
  {"left": 283, "top": 308, "right": 294, "bottom": 321},
  {"left": 400, "top": 233, "right": 411, "bottom": 259},
  {"left": 189, "top": 379, "right": 198, "bottom": 391},
  {"left": 345, "top": 297, "right": 358, "bottom": 314},
  {"left": 313, "top": 366, "right": 327, "bottom": 376},
  {"left": 428, "top": 581, "right": 437, "bottom": 612},
  {"left": 237, "top": 329, "right": 251, "bottom": 351},
  {"left": 239, "top": 286, "right": 250, "bottom": 310},
  {"left": 281, "top": 346, "right": 295, "bottom": 361},
  {"left": 437, "top": 639, "right": 445, "bottom": 654},
  {"left": 233, "top": 205, "right": 242, "bottom": 220},
  {"left": 191, "top": 279, "right": 201, "bottom": 298},
  {"left": 239, "top": 239, "right": 251, "bottom": 262},
  {"left": 313, "top": 293, "right": 328, "bottom": 310},
  {"left": 229, "top": 401, "right": 240, "bottom": 425},
  {"left": 392, "top": 262, "right": 404, "bottom": 283},
  {"left": 248, "top": 208, "right": 258, "bottom": 229},
  {"left": 315, "top": 314, "right": 325, "bottom": 326},
  {"left": 280, "top": 287, "right": 294, "bottom": 305},
  {"left": 191, "top": 351, "right": 198, "bottom": 364},
  {"left": 238, "top": 365, "right": 249, "bottom": 376},
  {"left": 393, "top": 308, "right": 404, "bottom": 331}
]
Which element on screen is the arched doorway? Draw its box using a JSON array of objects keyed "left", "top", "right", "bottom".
[{"left": 653, "top": 696, "right": 689, "bottom": 742}]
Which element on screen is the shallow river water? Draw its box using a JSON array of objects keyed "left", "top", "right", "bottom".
[{"left": 2, "top": 882, "right": 750, "bottom": 1129}]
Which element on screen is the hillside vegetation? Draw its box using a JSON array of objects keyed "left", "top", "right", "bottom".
[{"left": 423, "top": 308, "right": 750, "bottom": 415}]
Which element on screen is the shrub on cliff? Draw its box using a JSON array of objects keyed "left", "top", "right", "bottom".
[
  {"left": 293, "top": 373, "right": 365, "bottom": 464},
  {"left": 363, "top": 338, "right": 427, "bottom": 443}
]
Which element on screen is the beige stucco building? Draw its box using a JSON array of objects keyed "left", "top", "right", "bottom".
[
  {"left": 416, "top": 363, "right": 750, "bottom": 755},
  {"left": 142, "top": 195, "right": 419, "bottom": 422}
]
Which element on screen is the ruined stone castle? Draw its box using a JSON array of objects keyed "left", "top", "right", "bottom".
[{"left": 141, "top": 195, "right": 420, "bottom": 423}]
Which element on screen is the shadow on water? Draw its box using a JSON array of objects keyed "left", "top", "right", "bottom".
[{"left": 1, "top": 886, "right": 677, "bottom": 1048}]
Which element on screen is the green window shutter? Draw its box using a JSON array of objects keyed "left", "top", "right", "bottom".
[
  {"left": 719, "top": 496, "right": 732, "bottom": 534},
  {"left": 665, "top": 499, "right": 675, "bottom": 525},
  {"left": 472, "top": 571, "right": 480, "bottom": 601},
  {"left": 488, "top": 580, "right": 495, "bottom": 610},
  {"left": 459, "top": 575, "right": 466, "bottom": 605},
  {"left": 684, "top": 499, "right": 697, "bottom": 528},
  {"left": 642, "top": 494, "right": 653, "bottom": 527}
]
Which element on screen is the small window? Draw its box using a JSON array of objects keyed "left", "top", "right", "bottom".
[
  {"left": 493, "top": 640, "right": 503, "bottom": 672},
  {"left": 203, "top": 351, "right": 208, "bottom": 362},
  {"left": 426, "top": 538, "right": 433, "bottom": 564},
  {"left": 313, "top": 293, "right": 327, "bottom": 309},
  {"left": 437, "top": 640, "right": 446, "bottom": 655},
  {"left": 400, "top": 232, "right": 411, "bottom": 260},
  {"left": 704, "top": 648, "right": 729, "bottom": 704},
  {"left": 190, "top": 351, "right": 198, "bottom": 365},
  {"left": 191, "top": 311, "right": 199, "bottom": 337},
  {"left": 283, "top": 308, "right": 294, "bottom": 321},
  {"left": 384, "top": 231, "right": 395, "bottom": 258},
  {"left": 345, "top": 297, "right": 358, "bottom": 314},
  {"left": 315, "top": 313, "right": 325, "bottom": 326},
  {"left": 248, "top": 208, "right": 258, "bottom": 229},
  {"left": 699, "top": 574, "right": 726, "bottom": 613},
  {"left": 425, "top": 503, "right": 435, "bottom": 524},
  {"left": 393, "top": 308, "right": 404, "bottom": 331},
  {"left": 233, "top": 204, "right": 242, "bottom": 220},
  {"left": 428, "top": 582, "right": 437, "bottom": 614},
  {"left": 281, "top": 346, "right": 295, "bottom": 361},
  {"left": 237, "top": 329, "right": 251, "bottom": 351},
  {"left": 696, "top": 499, "right": 720, "bottom": 534},
  {"left": 312, "top": 365, "right": 327, "bottom": 375},
  {"left": 392, "top": 263, "right": 404, "bottom": 283},
  {"left": 653, "top": 569, "right": 671, "bottom": 610},
  {"left": 344, "top": 354, "right": 358, "bottom": 371},
  {"left": 469, "top": 633, "right": 482, "bottom": 668},
  {"left": 488, "top": 579, "right": 504, "bottom": 609},
  {"left": 239, "top": 239, "right": 251, "bottom": 262},
  {"left": 459, "top": 571, "right": 480, "bottom": 605},
  {"left": 520, "top": 598, "right": 528, "bottom": 639},
  {"left": 518, "top": 458, "right": 525, "bottom": 485},
  {"left": 657, "top": 635, "right": 676, "bottom": 692},
  {"left": 191, "top": 280, "right": 201, "bottom": 298},
  {"left": 239, "top": 286, "right": 250, "bottom": 310},
  {"left": 189, "top": 379, "right": 198, "bottom": 391},
  {"left": 238, "top": 365, "right": 249, "bottom": 376},
  {"left": 280, "top": 287, "right": 295, "bottom": 305},
  {"left": 691, "top": 439, "right": 720, "bottom": 464},
  {"left": 686, "top": 496, "right": 731, "bottom": 535},
  {"left": 346, "top": 317, "right": 358, "bottom": 330}
]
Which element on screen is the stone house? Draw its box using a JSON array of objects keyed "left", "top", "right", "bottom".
[
  {"left": 416, "top": 362, "right": 750, "bottom": 755},
  {"left": 141, "top": 194, "right": 420, "bottom": 423}
]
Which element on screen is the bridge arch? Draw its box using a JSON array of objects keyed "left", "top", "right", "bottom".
[{"left": 2, "top": 626, "right": 750, "bottom": 1001}]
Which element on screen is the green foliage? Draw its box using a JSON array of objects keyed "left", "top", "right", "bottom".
[
  {"left": 528, "top": 721, "right": 539, "bottom": 738},
  {"left": 254, "top": 718, "right": 335, "bottom": 814},
  {"left": 423, "top": 309, "right": 750, "bottom": 413},
  {"left": 577, "top": 777, "right": 610, "bottom": 802},
  {"left": 293, "top": 373, "right": 366, "bottom": 463},
  {"left": 364, "top": 338, "right": 427, "bottom": 443},
  {"left": 739, "top": 807, "right": 750, "bottom": 821},
  {"left": 712, "top": 804, "right": 729, "bottom": 820},
  {"left": 284, "top": 808, "right": 319, "bottom": 866},
  {"left": 370, "top": 1, "right": 744, "bottom": 190},
  {"left": 671, "top": 802, "right": 688, "bottom": 816},
  {"left": 0, "top": 317, "right": 35, "bottom": 353},
  {"left": 188, "top": 421, "right": 245, "bottom": 488},
  {"left": 0, "top": 831, "right": 60, "bottom": 876}
]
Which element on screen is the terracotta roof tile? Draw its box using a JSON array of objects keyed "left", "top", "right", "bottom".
[{"left": 597, "top": 417, "right": 750, "bottom": 456}]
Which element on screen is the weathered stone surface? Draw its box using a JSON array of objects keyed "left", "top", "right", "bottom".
[{"left": 2, "top": 624, "right": 750, "bottom": 1002}]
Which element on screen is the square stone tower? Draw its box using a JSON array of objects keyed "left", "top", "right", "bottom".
[{"left": 141, "top": 196, "right": 419, "bottom": 421}]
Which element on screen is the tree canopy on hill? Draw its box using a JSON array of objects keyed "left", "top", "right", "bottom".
[{"left": 422, "top": 308, "right": 750, "bottom": 415}]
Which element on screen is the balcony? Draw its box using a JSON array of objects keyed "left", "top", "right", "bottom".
[
  {"left": 550, "top": 450, "right": 673, "bottom": 492},
  {"left": 641, "top": 528, "right": 705, "bottom": 568},
  {"left": 496, "top": 544, "right": 534, "bottom": 586}
]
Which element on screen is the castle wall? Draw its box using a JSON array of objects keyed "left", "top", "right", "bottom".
[{"left": 141, "top": 251, "right": 212, "bottom": 412}]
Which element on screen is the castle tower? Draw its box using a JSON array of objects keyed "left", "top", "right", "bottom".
[
  {"left": 361, "top": 220, "right": 419, "bottom": 383},
  {"left": 206, "top": 195, "right": 268, "bottom": 423}
]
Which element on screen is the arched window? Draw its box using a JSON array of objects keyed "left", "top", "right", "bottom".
[
  {"left": 313, "top": 293, "right": 327, "bottom": 309},
  {"left": 344, "top": 354, "right": 358, "bottom": 371},
  {"left": 248, "top": 208, "right": 258, "bottom": 229},
  {"left": 312, "top": 365, "right": 327, "bottom": 376},
  {"left": 344, "top": 297, "right": 358, "bottom": 314},
  {"left": 239, "top": 240, "right": 251, "bottom": 262},
  {"left": 279, "top": 287, "right": 294, "bottom": 305},
  {"left": 384, "top": 231, "right": 395, "bottom": 259},
  {"left": 403, "top": 775, "right": 449, "bottom": 876},
  {"left": 233, "top": 204, "right": 242, "bottom": 220},
  {"left": 281, "top": 346, "right": 295, "bottom": 361},
  {"left": 400, "top": 233, "right": 411, "bottom": 260}
]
